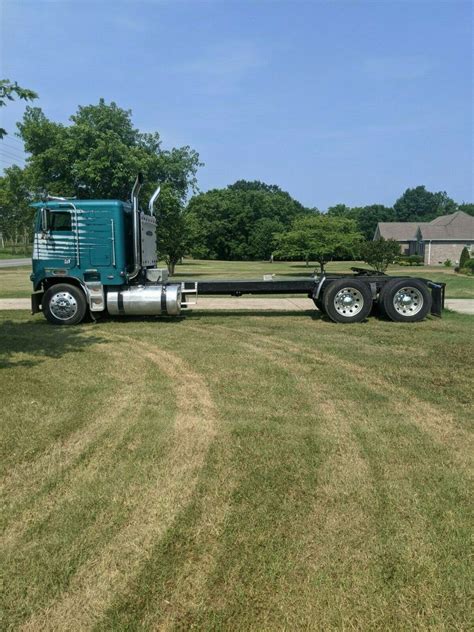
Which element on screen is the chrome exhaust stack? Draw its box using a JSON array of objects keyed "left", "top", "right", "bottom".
[
  {"left": 148, "top": 185, "right": 161, "bottom": 216},
  {"left": 129, "top": 173, "right": 143, "bottom": 280}
]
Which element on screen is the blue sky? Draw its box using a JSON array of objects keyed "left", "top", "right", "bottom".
[{"left": 0, "top": 0, "right": 472, "bottom": 209}]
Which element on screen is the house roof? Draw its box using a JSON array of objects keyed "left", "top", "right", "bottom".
[
  {"left": 376, "top": 211, "right": 474, "bottom": 242},
  {"left": 376, "top": 222, "right": 426, "bottom": 241},
  {"left": 419, "top": 211, "right": 474, "bottom": 240}
]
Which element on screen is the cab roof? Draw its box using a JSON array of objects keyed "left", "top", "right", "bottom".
[{"left": 30, "top": 199, "right": 129, "bottom": 209}]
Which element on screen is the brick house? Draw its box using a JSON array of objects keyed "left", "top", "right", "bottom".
[{"left": 374, "top": 211, "right": 474, "bottom": 266}]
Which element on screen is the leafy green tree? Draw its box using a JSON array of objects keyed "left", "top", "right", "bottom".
[
  {"left": 394, "top": 186, "right": 457, "bottom": 222},
  {"left": 0, "top": 165, "right": 34, "bottom": 251},
  {"left": 16, "top": 99, "right": 201, "bottom": 202},
  {"left": 274, "top": 215, "right": 362, "bottom": 272},
  {"left": 459, "top": 246, "right": 470, "bottom": 269},
  {"left": 458, "top": 203, "right": 474, "bottom": 217},
  {"left": 248, "top": 217, "right": 285, "bottom": 260},
  {"left": 187, "top": 181, "right": 310, "bottom": 260},
  {"left": 0, "top": 79, "right": 38, "bottom": 138},
  {"left": 326, "top": 204, "right": 354, "bottom": 218},
  {"left": 361, "top": 237, "right": 401, "bottom": 272},
  {"left": 352, "top": 205, "right": 396, "bottom": 240},
  {"left": 327, "top": 203, "right": 395, "bottom": 240},
  {"left": 155, "top": 186, "right": 193, "bottom": 274}
]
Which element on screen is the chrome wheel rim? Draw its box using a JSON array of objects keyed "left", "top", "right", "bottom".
[
  {"left": 334, "top": 287, "right": 364, "bottom": 317},
  {"left": 393, "top": 287, "right": 423, "bottom": 316},
  {"left": 49, "top": 291, "right": 78, "bottom": 320}
]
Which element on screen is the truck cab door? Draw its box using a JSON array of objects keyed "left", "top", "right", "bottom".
[{"left": 34, "top": 209, "right": 77, "bottom": 267}]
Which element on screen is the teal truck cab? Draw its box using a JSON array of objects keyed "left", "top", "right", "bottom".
[
  {"left": 30, "top": 174, "right": 445, "bottom": 325},
  {"left": 31, "top": 175, "right": 185, "bottom": 324}
]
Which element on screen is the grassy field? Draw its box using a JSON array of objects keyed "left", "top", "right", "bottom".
[
  {"left": 1, "top": 258, "right": 473, "bottom": 299},
  {"left": 0, "top": 248, "right": 31, "bottom": 259},
  {"left": 1, "top": 308, "right": 472, "bottom": 630}
]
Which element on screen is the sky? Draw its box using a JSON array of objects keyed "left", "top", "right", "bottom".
[{"left": 0, "top": 0, "right": 472, "bottom": 209}]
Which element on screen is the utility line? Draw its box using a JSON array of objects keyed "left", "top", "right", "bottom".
[
  {"left": 0, "top": 147, "right": 26, "bottom": 159},
  {"left": 0, "top": 158, "right": 26, "bottom": 167},
  {"left": 0, "top": 154, "right": 26, "bottom": 166},
  {"left": 2, "top": 135, "right": 25, "bottom": 146},
  {"left": 1, "top": 141, "right": 27, "bottom": 156},
  {"left": 0, "top": 148, "right": 27, "bottom": 161}
]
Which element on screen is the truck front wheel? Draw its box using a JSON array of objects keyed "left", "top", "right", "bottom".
[
  {"left": 43, "top": 283, "right": 87, "bottom": 325},
  {"left": 323, "top": 279, "right": 372, "bottom": 323}
]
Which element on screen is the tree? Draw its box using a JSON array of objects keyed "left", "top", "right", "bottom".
[
  {"left": 327, "top": 203, "right": 395, "bottom": 240},
  {"left": 187, "top": 181, "right": 311, "bottom": 260},
  {"left": 0, "top": 166, "right": 34, "bottom": 251},
  {"left": 393, "top": 186, "right": 456, "bottom": 222},
  {"left": 16, "top": 99, "right": 201, "bottom": 202},
  {"left": 0, "top": 79, "right": 38, "bottom": 138},
  {"left": 361, "top": 238, "right": 401, "bottom": 273},
  {"left": 248, "top": 217, "right": 285, "bottom": 260},
  {"left": 155, "top": 186, "right": 193, "bottom": 274},
  {"left": 275, "top": 215, "right": 362, "bottom": 272},
  {"left": 459, "top": 246, "right": 470, "bottom": 269},
  {"left": 458, "top": 203, "right": 474, "bottom": 217}
]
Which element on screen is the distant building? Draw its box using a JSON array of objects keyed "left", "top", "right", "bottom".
[{"left": 374, "top": 211, "right": 474, "bottom": 266}]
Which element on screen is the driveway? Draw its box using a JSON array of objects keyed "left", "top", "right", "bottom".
[
  {"left": 0, "top": 258, "right": 30, "bottom": 268},
  {"left": 1, "top": 297, "right": 473, "bottom": 315}
]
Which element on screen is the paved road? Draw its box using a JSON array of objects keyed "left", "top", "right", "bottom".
[
  {"left": 1, "top": 297, "right": 473, "bottom": 315},
  {"left": 0, "top": 258, "right": 30, "bottom": 268}
]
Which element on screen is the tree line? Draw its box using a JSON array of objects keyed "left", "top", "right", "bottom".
[{"left": 1, "top": 90, "right": 473, "bottom": 269}]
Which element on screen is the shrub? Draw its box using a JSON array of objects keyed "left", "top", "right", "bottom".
[
  {"left": 407, "top": 255, "right": 424, "bottom": 266},
  {"left": 362, "top": 238, "right": 401, "bottom": 272},
  {"left": 397, "top": 254, "right": 424, "bottom": 266},
  {"left": 443, "top": 259, "right": 452, "bottom": 268},
  {"left": 463, "top": 259, "right": 474, "bottom": 274},
  {"left": 459, "top": 247, "right": 470, "bottom": 269}
]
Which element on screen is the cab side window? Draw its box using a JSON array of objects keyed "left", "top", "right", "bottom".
[{"left": 50, "top": 211, "right": 72, "bottom": 231}]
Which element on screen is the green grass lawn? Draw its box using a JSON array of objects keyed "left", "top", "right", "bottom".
[
  {"left": 0, "top": 248, "right": 31, "bottom": 259},
  {"left": 1, "top": 309, "right": 472, "bottom": 630},
  {"left": 1, "top": 259, "right": 473, "bottom": 299}
]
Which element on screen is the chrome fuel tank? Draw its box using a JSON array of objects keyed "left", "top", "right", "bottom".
[{"left": 107, "top": 284, "right": 182, "bottom": 316}]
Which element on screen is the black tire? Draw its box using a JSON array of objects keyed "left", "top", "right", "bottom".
[
  {"left": 378, "top": 278, "right": 431, "bottom": 323},
  {"left": 323, "top": 279, "right": 373, "bottom": 323},
  {"left": 43, "top": 283, "right": 87, "bottom": 325}
]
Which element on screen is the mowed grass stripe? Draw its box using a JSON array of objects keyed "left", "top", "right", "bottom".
[
  {"left": 354, "top": 422, "right": 472, "bottom": 629},
  {"left": 3, "top": 340, "right": 178, "bottom": 626},
  {"left": 19, "top": 336, "right": 218, "bottom": 631},
  {"left": 185, "top": 317, "right": 472, "bottom": 468},
  {"left": 1, "top": 310, "right": 473, "bottom": 630},
  {"left": 144, "top": 315, "right": 472, "bottom": 629},
  {"left": 95, "top": 325, "right": 329, "bottom": 629},
  {"left": 162, "top": 321, "right": 443, "bottom": 628},
  {"left": 1, "top": 344, "right": 153, "bottom": 534}
]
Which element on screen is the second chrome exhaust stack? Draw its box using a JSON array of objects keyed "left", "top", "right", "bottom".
[{"left": 129, "top": 173, "right": 143, "bottom": 280}]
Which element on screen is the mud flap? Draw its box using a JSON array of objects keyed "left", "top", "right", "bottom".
[
  {"left": 31, "top": 291, "right": 44, "bottom": 314},
  {"left": 428, "top": 282, "right": 445, "bottom": 317}
]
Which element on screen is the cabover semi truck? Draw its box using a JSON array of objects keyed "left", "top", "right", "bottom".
[{"left": 30, "top": 175, "right": 445, "bottom": 325}]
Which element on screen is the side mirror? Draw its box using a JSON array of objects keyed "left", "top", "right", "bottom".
[{"left": 41, "top": 207, "right": 49, "bottom": 232}]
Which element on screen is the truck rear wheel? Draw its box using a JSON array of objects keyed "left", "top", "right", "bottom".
[
  {"left": 323, "top": 279, "right": 372, "bottom": 323},
  {"left": 378, "top": 279, "right": 431, "bottom": 322},
  {"left": 43, "top": 283, "right": 87, "bottom": 325}
]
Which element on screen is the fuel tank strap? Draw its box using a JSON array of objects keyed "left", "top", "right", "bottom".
[
  {"left": 117, "top": 291, "right": 125, "bottom": 315},
  {"left": 161, "top": 286, "right": 168, "bottom": 314}
]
